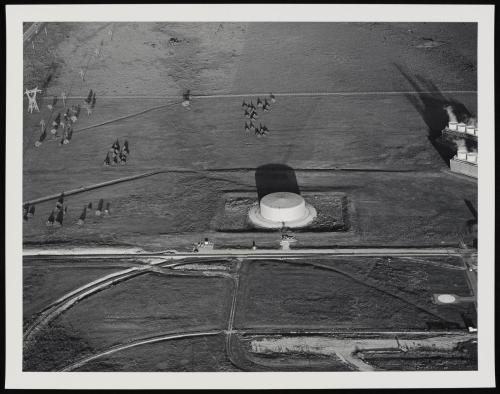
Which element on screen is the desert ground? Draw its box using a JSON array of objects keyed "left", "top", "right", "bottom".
[{"left": 23, "top": 22, "right": 477, "bottom": 371}]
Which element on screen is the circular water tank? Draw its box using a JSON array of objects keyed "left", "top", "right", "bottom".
[
  {"left": 260, "top": 192, "right": 306, "bottom": 222},
  {"left": 437, "top": 294, "right": 456, "bottom": 304}
]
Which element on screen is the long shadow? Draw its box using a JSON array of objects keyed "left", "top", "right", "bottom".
[
  {"left": 464, "top": 199, "right": 478, "bottom": 249},
  {"left": 464, "top": 198, "right": 478, "bottom": 219},
  {"left": 393, "top": 63, "right": 473, "bottom": 165},
  {"left": 255, "top": 164, "right": 300, "bottom": 201}
]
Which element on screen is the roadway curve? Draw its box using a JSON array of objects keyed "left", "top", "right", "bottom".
[
  {"left": 60, "top": 330, "right": 224, "bottom": 371},
  {"left": 59, "top": 327, "right": 476, "bottom": 372},
  {"left": 23, "top": 252, "right": 475, "bottom": 371}
]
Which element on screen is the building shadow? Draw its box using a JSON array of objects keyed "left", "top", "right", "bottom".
[
  {"left": 393, "top": 63, "right": 473, "bottom": 165},
  {"left": 255, "top": 164, "right": 300, "bottom": 201},
  {"left": 464, "top": 199, "right": 478, "bottom": 249}
]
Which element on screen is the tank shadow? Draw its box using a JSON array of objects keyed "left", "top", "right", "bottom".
[{"left": 255, "top": 164, "right": 300, "bottom": 201}]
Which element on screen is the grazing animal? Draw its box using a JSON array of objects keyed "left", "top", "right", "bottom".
[
  {"left": 56, "top": 193, "right": 64, "bottom": 209},
  {"left": 70, "top": 105, "right": 78, "bottom": 122},
  {"left": 257, "top": 98, "right": 263, "bottom": 108},
  {"left": 96, "top": 199, "right": 104, "bottom": 216},
  {"left": 86, "top": 89, "right": 93, "bottom": 104},
  {"left": 66, "top": 126, "right": 73, "bottom": 141},
  {"left": 46, "top": 210, "right": 55, "bottom": 226},
  {"left": 55, "top": 209, "right": 64, "bottom": 226},
  {"left": 27, "top": 205, "right": 35, "bottom": 218},
  {"left": 77, "top": 206, "right": 87, "bottom": 225},
  {"left": 48, "top": 95, "right": 58, "bottom": 110},
  {"left": 104, "top": 152, "right": 111, "bottom": 166},
  {"left": 53, "top": 113, "right": 61, "bottom": 126},
  {"left": 35, "top": 126, "right": 47, "bottom": 147},
  {"left": 270, "top": 93, "right": 276, "bottom": 103}
]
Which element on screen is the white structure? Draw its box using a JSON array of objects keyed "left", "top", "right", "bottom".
[
  {"left": 248, "top": 192, "right": 316, "bottom": 229},
  {"left": 25, "top": 87, "right": 42, "bottom": 113},
  {"left": 466, "top": 125, "right": 476, "bottom": 135},
  {"left": 457, "top": 146, "right": 467, "bottom": 161},
  {"left": 448, "top": 121, "right": 458, "bottom": 131},
  {"left": 261, "top": 192, "right": 305, "bottom": 222},
  {"left": 466, "top": 152, "right": 477, "bottom": 164}
]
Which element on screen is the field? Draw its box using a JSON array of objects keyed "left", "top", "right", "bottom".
[
  {"left": 23, "top": 259, "right": 131, "bottom": 325},
  {"left": 23, "top": 22, "right": 478, "bottom": 371},
  {"left": 234, "top": 258, "right": 473, "bottom": 331},
  {"left": 23, "top": 270, "right": 233, "bottom": 371}
]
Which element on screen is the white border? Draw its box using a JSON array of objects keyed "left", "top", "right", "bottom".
[{"left": 5, "top": 4, "right": 495, "bottom": 389}]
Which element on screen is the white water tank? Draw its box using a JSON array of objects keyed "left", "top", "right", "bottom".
[{"left": 260, "top": 192, "right": 306, "bottom": 222}]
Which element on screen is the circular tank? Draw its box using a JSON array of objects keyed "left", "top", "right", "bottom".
[
  {"left": 260, "top": 192, "right": 306, "bottom": 222},
  {"left": 437, "top": 294, "right": 457, "bottom": 304}
]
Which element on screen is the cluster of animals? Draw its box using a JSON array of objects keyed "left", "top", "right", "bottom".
[
  {"left": 242, "top": 93, "right": 276, "bottom": 137},
  {"left": 23, "top": 203, "right": 36, "bottom": 221},
  {"left": 34, "top": 89, "right": 97, "bottom": 148},
  {"left": 23, "top": 193, "right": 112, "bottom": 227},
  {"left": 45, "top": 193, "right": 68, "bottom": 227},
  {"left": 104, "top": 139, "right": 130, "bottom": 166},
  {"left": 77, "top": 198, "right": 111, "bottom": 226}
]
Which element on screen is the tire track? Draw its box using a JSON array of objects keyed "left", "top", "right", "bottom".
[
  {"left": 23, "top": 266, "right": 150, "bottom": 343},
  {"left": 37, "top": 90, "right": 477, "bottom": 100},
  {"left": 60, "top": 330, "right": 224, "bottom": 371}
]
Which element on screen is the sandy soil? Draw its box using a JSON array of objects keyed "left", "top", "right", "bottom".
[{"left": 247, "top": 333, "right": 476, "bottom": 371}]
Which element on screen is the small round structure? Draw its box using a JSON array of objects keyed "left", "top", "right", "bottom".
[
  {"left": 249, "top": 192, "right": 316, "bottom": 229},
  {"left": 437, "top": 294, "right": 456, "bottom": 304}
]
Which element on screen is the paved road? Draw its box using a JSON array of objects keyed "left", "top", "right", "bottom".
[{"left": 24, "top": 246, "right": 469, "bottom": 259}]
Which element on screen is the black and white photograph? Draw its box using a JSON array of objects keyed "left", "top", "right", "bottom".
[{"left": 5, "top": 3, "right": 495, "bottom": 390}]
